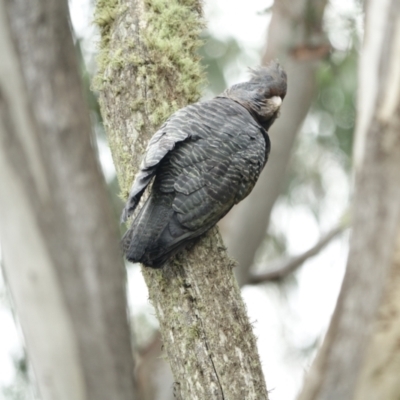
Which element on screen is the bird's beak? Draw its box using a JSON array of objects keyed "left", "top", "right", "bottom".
[{"left": 269, "top": 96, "right": 282, "bottom": 111}]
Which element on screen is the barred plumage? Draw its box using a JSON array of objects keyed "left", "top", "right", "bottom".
[{"left": 121, "top": 62, "right": 287, "bottom": 268}]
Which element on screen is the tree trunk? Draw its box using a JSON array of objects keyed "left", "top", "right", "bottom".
[
  {"left": 94, "top": 0, "right": 269, "bottom": 398},
  {"left": 298, "top": 0, "right": 400, "bottom": 398},
  {"left": 0, "top": 0, "right": 137, "bottom": 399},
  {"left": 354, "top": 231, "right": 400, "bottom": 400},
  {"left": 220, "top": 0, "right": 329, "bottom": 285}
]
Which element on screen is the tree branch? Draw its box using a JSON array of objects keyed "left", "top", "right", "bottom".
[
  {"left": 95, "top": 0, "right": 269, "bottom": 398},
  {"left": 249, "top": 224, "right": 346, "bottom": 284}
]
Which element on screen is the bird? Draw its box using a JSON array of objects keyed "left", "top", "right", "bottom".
[{"left": 121, "top": 61, "right": 287, "bottom": 268}]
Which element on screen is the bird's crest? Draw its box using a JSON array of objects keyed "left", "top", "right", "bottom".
[{"left": 248, "top": 61, "right": 287, "bottom": 98}]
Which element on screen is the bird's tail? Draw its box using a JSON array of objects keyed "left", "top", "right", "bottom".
[{"left": 121, "top": 193, "right": 180, "bottom": 268}]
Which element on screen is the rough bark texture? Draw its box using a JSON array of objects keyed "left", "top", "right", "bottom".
[
  {"left": 298, "top": 0, "right": 400, "bottom": 398},
  {"left": 0, "top": 0, "right": 137, "bottom": 399},
  {"left": 220, "top": 0, "right": 329, "bottom": 285},
  {"left": 95, "top": 0, "right": 268, "bottom": 398},
  {"left": 354, "top": 231, "right": 400, "bottom": 400}
]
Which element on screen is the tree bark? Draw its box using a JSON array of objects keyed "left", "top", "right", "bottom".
[
  {"left": 353, "top": 231, "right": 400, "bottom": 400},
  {"left": 0, "top": 1, "right": 137, "bottom": 399},
  {"left": 221, "top": 0, "right": 330, "bottom": 285},
  {"left": 298, "top": 0, "right": 400, "bottom": 398},
  {"left": 95, "top": 0, "right": 268, "bottom": 398}
]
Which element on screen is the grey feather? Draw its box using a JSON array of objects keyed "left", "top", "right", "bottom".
[{"left": 121, "top": 62, "right": 287, "bottom": 268}]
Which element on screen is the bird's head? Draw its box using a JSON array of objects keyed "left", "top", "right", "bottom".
[{"left": 219, "top": 61, "right": 287, "bottom": 131}]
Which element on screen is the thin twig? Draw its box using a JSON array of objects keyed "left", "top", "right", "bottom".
[{"left": 249, "top": 224, "right": 348, "bottom": 284}]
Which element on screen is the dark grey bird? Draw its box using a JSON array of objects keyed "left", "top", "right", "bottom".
[{"left": 121, "top": 62, "right": 287, "bottom": 268}]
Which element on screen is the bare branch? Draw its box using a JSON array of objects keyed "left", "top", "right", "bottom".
[{"left": 249, "top": 224, "right": 347, "bottom": 284}]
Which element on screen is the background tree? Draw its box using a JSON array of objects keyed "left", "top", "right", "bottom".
[
  {"left": 0, "top": 0, "right": 137, "bottom": 399},
  {"left": 298, "top": 0, "right": 400, "bottom": 397},
  {"left": 220, "top": 0, "right": 331, "bottom": 284}
]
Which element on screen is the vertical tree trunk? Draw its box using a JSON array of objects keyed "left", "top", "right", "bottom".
[
  {"left": 0, "top": 0, "right": 137, "bottom": 399},
  {"left": 221, "top": 0, "right": 329, "bottom": 284},
  {"left": 95, "top": 0, "right": 269, "bottom": 398},
  {"left": 298, "top": 0, "right": 400, "bottom": 398},
  {"left": 354, "top": 231, "right": 400, "bottom": 400}
]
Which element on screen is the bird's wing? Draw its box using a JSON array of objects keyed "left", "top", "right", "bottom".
[
  {"left": 153, "top": 98, "right": 269, "bottom": 237},
  {"left": 170, "top": 134, "right": 267, "bottom": 233},
  {"left": 121, "top": 108, "right": 194, "bottom": 222}
]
